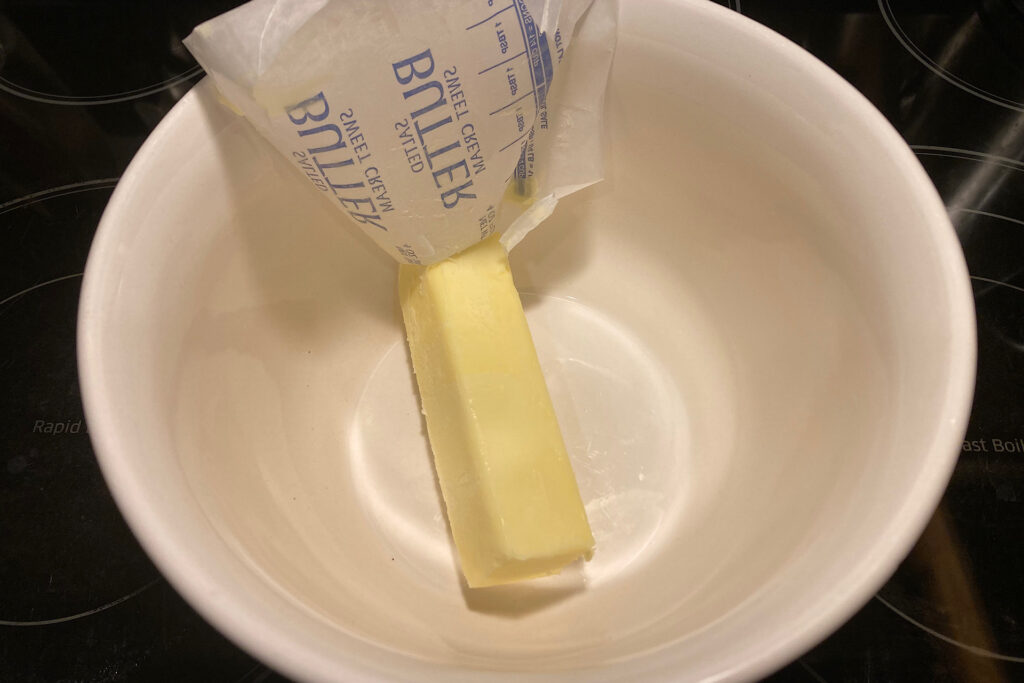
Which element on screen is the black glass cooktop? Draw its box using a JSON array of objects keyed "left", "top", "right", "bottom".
[{"left": 1, "top": 1, "right": 1022, "bottom": 681}]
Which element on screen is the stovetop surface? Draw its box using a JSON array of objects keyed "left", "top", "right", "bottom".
[{"left": 1, "top": 1, "right": 1022, "bottom": 681}]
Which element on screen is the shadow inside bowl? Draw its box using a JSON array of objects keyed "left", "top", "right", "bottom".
[{"left": 460, "top": 567, "right": 587, "bottom": 617}]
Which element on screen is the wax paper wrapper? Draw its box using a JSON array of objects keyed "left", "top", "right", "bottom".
[{"left": 184, "top": 0, "right": 616, "bottom": 265}]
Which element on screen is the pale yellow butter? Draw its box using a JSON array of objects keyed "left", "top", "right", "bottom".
[{"left": 399, "top": 234, "right": 594, "bottom": 588}]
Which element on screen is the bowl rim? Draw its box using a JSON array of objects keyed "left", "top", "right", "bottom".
[{"left": 78, "top": 0, "right": 977, "bottom": 681}]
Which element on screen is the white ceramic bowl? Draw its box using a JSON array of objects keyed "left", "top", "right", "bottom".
[{"left": 78, "top": 0, "right": 976, "bottom": 681}]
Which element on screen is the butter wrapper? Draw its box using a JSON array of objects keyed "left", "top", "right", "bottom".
[{"left": 184, "top": 0, "right": 616, "bottom": 265}]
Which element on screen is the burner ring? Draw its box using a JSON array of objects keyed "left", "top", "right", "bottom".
[
  {"left": 0, "top": 67, "right": 203, "bottom": 106},
  {"left": 878, "top": 589, "right": 1024, "bottom": 663},
  {"left": 0, "top": 578, "right": 161, "bottom": 627},
  {"left": 0, "top": 179, "right": 120, "bottom": 215}
]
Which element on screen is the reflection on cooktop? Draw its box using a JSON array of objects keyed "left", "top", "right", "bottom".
[{"left": 879, "top": 0, "right": 1024, "bottom": 113}]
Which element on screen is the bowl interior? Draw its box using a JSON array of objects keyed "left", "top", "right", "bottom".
[{"left": 80, "top": 1, "right": 973, "bottom": 680}]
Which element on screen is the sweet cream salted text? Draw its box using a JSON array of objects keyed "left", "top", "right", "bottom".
[{"left": 285, "top": 93, "right": 392, "bottom": 231}]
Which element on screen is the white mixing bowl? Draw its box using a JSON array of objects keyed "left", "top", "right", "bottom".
[{"left": 78, "top": 0, "right": 976, "bottom": 680}]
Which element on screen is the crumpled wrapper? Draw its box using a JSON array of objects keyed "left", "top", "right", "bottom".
[{"left": 184, "top": 0, "right": 616, "bottom": 265}]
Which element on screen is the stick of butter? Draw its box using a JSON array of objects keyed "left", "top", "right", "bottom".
[{"left": 399, "top": 234, "right": 595, "bottom": 588}]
